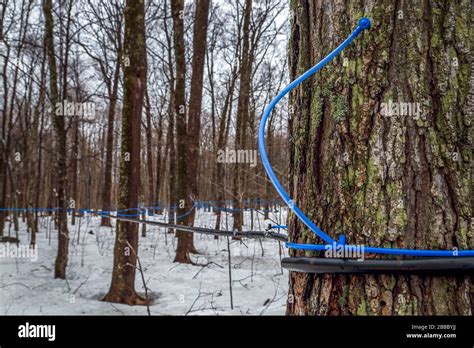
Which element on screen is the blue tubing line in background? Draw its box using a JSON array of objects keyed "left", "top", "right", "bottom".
[
  {"left": 257, "top": 18, "right": 474, "bottom": 257},
  {"left": 269, "top": 225, "right": 288, "bottom": 230}
]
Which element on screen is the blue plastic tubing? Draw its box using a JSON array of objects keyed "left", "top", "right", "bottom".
[{"left": 258, "top": 18, "right": 474, "bottom": 257}]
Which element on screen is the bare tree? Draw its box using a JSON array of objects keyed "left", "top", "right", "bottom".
[
  {"left": 232, "top": 0, "right": 252, "bottom": 233},
  {"left": 103, "top": 0, "right": 147, "bottom": 305},
  {"left": 43, "top": 0, "right": 69, "bottom": 279},
  {"left": 174, "top": 0, "right": 210, "bottom": 263}
]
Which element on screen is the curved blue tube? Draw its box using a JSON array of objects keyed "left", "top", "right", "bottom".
[
  {"left": 258, "top": 18, "right": 474, "bottom": 257},
  {"left": 258, "top": 18, "right": 372, "bottom": 245}
]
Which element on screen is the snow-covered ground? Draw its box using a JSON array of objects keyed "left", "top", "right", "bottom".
[{"left": 0, "top": 208, "right": 289, "bottom": 315}]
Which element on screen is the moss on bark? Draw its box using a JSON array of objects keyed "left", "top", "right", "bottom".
[{"left": 287, "top": 0, "right": 472, "bottom": 315}]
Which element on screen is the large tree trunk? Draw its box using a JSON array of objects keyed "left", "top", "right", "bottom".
[
  {"left": 103, "top": 0, "right": 147, "bottom": 305},
  {"left": 186, "top": 0, "right": 210, "bottom": 224},
  {"left": 173, "top": 0, "right": 210, "bottom": 262},
  {"left": 43, "top": 0, "right": 69, "bottom": 279},
  {"left": 286, "top": 1, "right": 472, "bottom": 315},
  {"left": 171, "top": 0, "right": 192, "bottom": 263}
]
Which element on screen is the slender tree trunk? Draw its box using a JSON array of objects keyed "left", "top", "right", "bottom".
[
  {"left": 43, "top": 0, "right": 69, "bottom": 279},
  {"left": 101, "top": 31, "right": 122, "bottom": 227},
  {"left": 214, "top": 66, "right": 238, "bottom": 233},
  {"left": 70, "top": 119, "right": 78, "bottom": 225},
  {"left": 155, "top": 110, "right": 163, "bottom": 209},
  {"left": 60, "top": 0, "right": 73, "bottom": 225},
  {"left": 21, "top": 57, "right": 37, "bottom": 229},
  {"left": 232, "top": 0, "right": 252, "bottom": 232},
  {"left": 166, "top": 93, "right": 176, "bottom": 230},
  {"left": 141, "top": 92, "right": 155, "bottom": 238},
  {"left": 163, "top": 0, "right": 176, "bottom": 232},
  {"left": 145, "top": 91, "right": 154, "bottom": 211},
  {"left": 103, "top": 0, "right": 147, "bottom": 305},
  {"left": 32, "top": 47, "right": 47, "bottom": 245},
  {"left": 171, "top": 0, "right": 191, "bottom": 263},
  {"left": 0, "top": 41, "right": 9, "bottom": 238},
  {"left": 0, "top": 0, "right": 32, "bottom": 237},
  {"left": 264, "top": 114, "right": 274, "bottom": 220},
  {"left": 286, "top": 0, "right": 473, "bottom": 315}
]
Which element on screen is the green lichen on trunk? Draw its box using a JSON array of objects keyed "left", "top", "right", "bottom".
[{"left": 287, "top": 0, "right": 472, "bottom": 315}]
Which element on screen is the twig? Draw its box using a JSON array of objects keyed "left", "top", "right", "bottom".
[
  {"left": 226, "top": 236, "right": 234, "bottom": 310},
  {"left": 260, "top": 279, "right": 280, "bottom": 315},
  {"left": 110, "top": 303, "right": 125, "bottom": 315},
  {"left": 185, "top": 283, "right": 215, "bottom": 315},
  {"left": 0, "top": 282, "right": 31, "bottom": 290},
  {"left": 125, "top": 241, "right": 151, "bottom": 316},
  {"left": 192, "top": 260, "right": 224, "bottom": 279},
  {"left": 136, "top": 257, "right": 151, "bottom": 316},
  {"left": 72, "top": 271, "right": 91, "bottom": 295},
  {"left": 64, "top": 277, "right": 71, "bottom": 292}
]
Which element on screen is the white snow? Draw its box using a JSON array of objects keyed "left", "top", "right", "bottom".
[{"left": 0, "top": 208, "right": 289, "bottom": 315}]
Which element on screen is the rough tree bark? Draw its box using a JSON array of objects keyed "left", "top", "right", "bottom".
[
  {"left": 103, "top": 0, "right": 147, "bottom": 305},
  {"left": 173, "top": 0, "right": 210, "bottom": 263},
  {"left": 171, "top": 0, "right": 191, "bottom": 263},
  {"left": 286, "top": 0, "right": 472, "bottom": 315},
  {"left": 43, "top": 0, "right": 69, "bottom": 279},
  {"left": 186, "top": 0, "right": 210, "bottom": 225}
]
